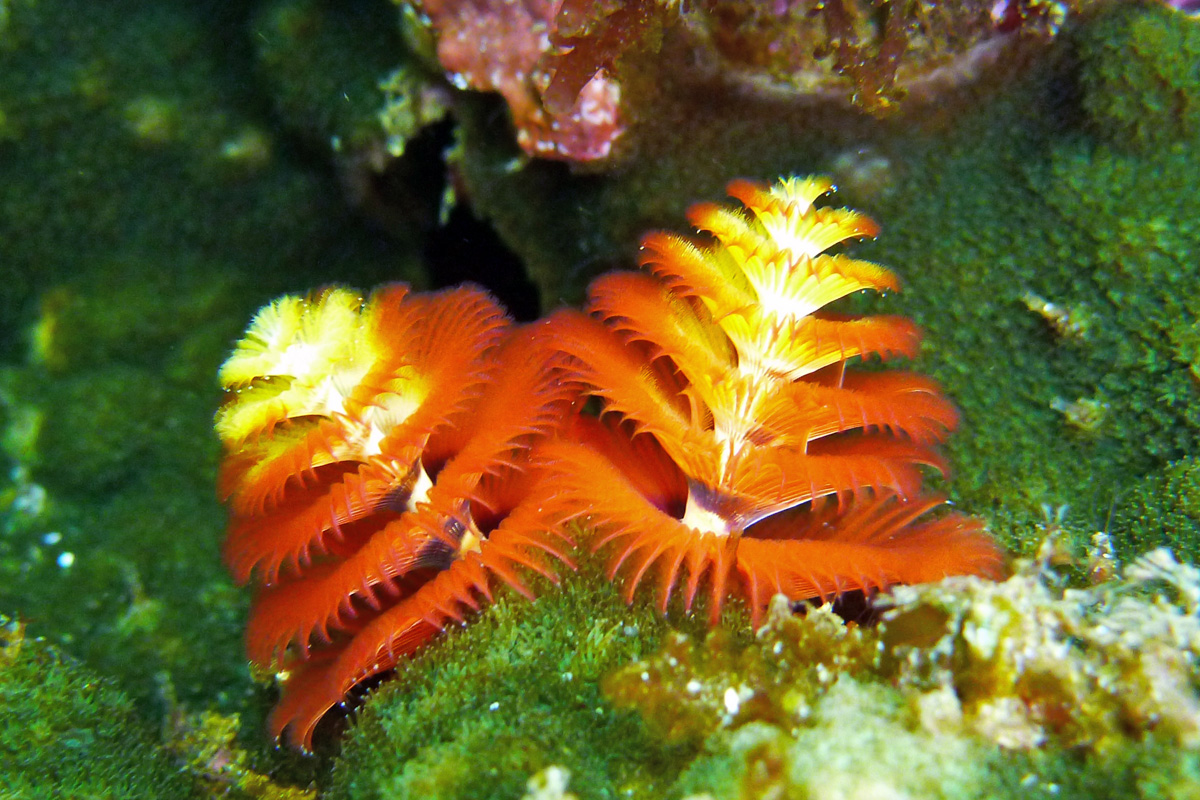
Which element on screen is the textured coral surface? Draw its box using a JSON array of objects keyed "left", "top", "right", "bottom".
[
  {"left": 0, "top": 616, "right": 201, "bottom": 797},
  {"left": 1, "top": 0, "right": 1199, "bottom": 797}
]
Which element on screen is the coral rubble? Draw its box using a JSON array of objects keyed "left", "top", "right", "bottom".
[
  {"left": 883, "top": 548, "right": 1200, "bottom": 751},
  {"left": 606, "top": 546, "right": 1200, "bottom": 798}
]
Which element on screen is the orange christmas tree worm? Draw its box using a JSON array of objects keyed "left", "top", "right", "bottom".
[
  {"left": 540, "top": 176, "right": 1003, "bottom": 626},
  {"left": 215, "top": 285, "right": 575, "bottom": 750},
  {"left": 215, "top": 176, "right": 1003, "bottom": 750}
]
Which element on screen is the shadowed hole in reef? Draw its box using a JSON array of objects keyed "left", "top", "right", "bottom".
[
  {"left": 302, "top": 669, "right": 396, "bottom": 756},
  {"left": 426, "top": 203, "right": 541, "bottom": 321},
  {"left": 348, "top": 117, "right": 540, "bottom": 319},
  {"left": 797, "top": 589, "right": 882, "bottom": 626}
]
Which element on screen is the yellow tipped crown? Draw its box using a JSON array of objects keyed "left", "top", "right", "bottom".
[
  {"left": 215, "top": 287, "right": 379, "bottom": 447},
  {"left": 643, "top": 176, "right": 903, "bottom": 382}
]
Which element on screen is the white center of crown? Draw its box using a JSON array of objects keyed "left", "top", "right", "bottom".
[{"left": 679, "top": 490, "right": 734, "bottom": 538}]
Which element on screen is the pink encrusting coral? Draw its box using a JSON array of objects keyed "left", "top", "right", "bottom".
[
  {"left": 404, "top": 0, "right": 1099, "bottom": 164},
  {"left": 410, "top": 0, "right": 625, "bottom": 160}
]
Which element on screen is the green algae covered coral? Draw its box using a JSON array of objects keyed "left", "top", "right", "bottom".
[
  {"left": 1030, "top": 134, "right": 1200, "bottom": 468},
  {"left": 1078, "top": 0, "right": 1200, "bottom": 151},
  {"left": 0, "top": 615, "right": 199, "bottom": 798},
  {"left": 253, "top": 0, "right": 414, "bottom": 155},
  {"left": 603, "top": 605, "right": 878, "bottom": 747},
  {"left": 845, "top": 0, "right": 1200, "bottom": 565},
  {"left": 0, "top": 612, "right": 321, "bottom": 798},
  {"left": 1116, "top": 457, "right": 1200, "bottom": 559},
  {"left": 0, "top": 0, "right": 423, "bottom": 357}
]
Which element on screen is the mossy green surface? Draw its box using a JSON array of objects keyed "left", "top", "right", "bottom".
[
  {"left": 252, "top": 0, "right": 403, "bottom": 152},
  {"left": 0, "top": 0, "right": 420, "bottom": 359},
  {"left": 1079, "top": 0, "right": 1200, "bottom": 151},
  {"left": 1115, "top": 457, "right": 1200, "bottom": 560},
  {"left": 249, "top": 0, "right": 451, "bottom": 246},
  {"left": 811, "top": 2, "right": 1200, "bottom": 562},
  {"left": 0, "top": 618, "right": 199, "bottom": 799},
  {"left": 0, "top": 258, "right": 256, "bottom": 716},
  {"left": 855, "top": 100, "right": 1200, "bottom": 558},
  {"left": 327, "top": 563, "right": 735, "bottom": 800}
]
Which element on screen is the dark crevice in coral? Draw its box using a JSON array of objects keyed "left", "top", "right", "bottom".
[
  {"left": 795, "top": 588, "right": 883, "bottom": 626},
  {"left": 306, "top": 668, "right": 395, "bottom": 758},
  {"left": 347, "top": 119, "right": 452, "bottom": 246},
  {"left": 426, "top": 204, "right": 542, "bottom": 322},
  {"left": 1039, "top": 37, "right": 1087, "bottom": 139}
]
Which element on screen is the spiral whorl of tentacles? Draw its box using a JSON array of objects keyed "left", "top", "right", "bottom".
[
  {"left": 215, "top": 285, "right": 574, "bottom": 750},
  {"left": 539, "top": 177, "right": 1003, "bottom": 626}
]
